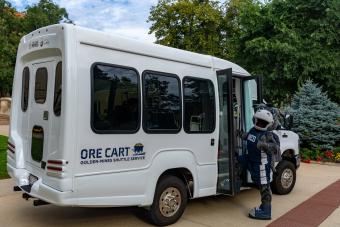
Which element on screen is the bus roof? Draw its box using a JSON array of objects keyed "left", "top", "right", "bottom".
[{"left": 21, "top": 23, "right": 250, "bottom": 76}]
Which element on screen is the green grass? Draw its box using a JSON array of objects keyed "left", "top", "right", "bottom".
[{"left": 0, "top": 135, "right": 9, "bottom": 179}]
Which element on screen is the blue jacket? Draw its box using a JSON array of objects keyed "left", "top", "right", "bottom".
[{"left": 246, "top": 127, "right": 271, "bottom": 163}]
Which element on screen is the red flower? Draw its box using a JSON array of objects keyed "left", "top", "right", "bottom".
[{"left": 324, "top": 150, "right": 333, "bottom": 159}]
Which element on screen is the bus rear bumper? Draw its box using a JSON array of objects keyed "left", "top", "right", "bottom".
[
  {"left": 7, "top": 163, "right": 75, "bottom": 206},
  {"left": 7, "top": 163, "right": 148, "bottom": 207}
]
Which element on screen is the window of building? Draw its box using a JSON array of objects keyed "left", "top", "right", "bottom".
[
  {"left": 183, "top": 77, "right": 215, "bottom": 133},
  {"left": 143, "top": 71, "right": 181, "bottom": 133},
  {"left": 34, "top": 68, "right": 48, "bottom": 104},
  {"left": 53, "top": 62, "right": 62, "bottom": 116},
  {"left": 92, "top": 63, "right": 140, "bottom": 133},
  {"left": 21, "top": 67, "right": 30, "bottom": 111}
]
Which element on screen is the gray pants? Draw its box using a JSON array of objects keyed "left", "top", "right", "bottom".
[{"left": 260, "top": 184, "right": 272, "bottom": 206}]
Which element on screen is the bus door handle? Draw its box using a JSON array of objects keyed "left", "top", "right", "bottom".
[
  {"left": 211, "top": 139, "right": 215, "bottom": 146},
  {"left": 43, "top": 111, "right": 49, "bottom": 120}
]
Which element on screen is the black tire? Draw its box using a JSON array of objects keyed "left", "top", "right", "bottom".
[
  {"left": 148, "top": 175, "right": 188, "bottom": 226},
  {"left": 271, "top": 160, "right": 296, "bottom": 195}
]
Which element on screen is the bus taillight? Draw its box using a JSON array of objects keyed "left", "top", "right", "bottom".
[{"left": 46, "top": 159, "right": 67, "bottom": 177}]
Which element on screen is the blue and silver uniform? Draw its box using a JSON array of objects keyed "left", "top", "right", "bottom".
[
  {"left": 245, "top": 127, "right": 280, "bottom": 220},
  {"left": 246, "top": 127, "right": 272, "bottom": 185}
]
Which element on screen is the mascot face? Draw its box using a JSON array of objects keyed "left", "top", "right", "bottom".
[{"left": 254, "top": 109, "right": 274, "bottom": 131}]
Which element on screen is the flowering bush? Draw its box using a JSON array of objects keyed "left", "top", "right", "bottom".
[
  {"left": 335, "top": 153, "right": 340, "bottom": 162},
  {"left": 300, "top": 148, "right": 312, "bottom": 162},
  {"left": 324, "top": 150, "right": 334, "bottom": 159},
  {"left": 300, "top": 147, "right": 340, "bottom": 163}
]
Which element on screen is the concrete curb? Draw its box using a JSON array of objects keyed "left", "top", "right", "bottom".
[
  {"left": 0, "top": 125, "right": 9, "bottom": 136},
  {"left": 304, "top": 160, "right": 340, "bottom": 167}
]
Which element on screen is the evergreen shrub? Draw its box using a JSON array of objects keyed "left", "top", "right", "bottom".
[{"left": 288, "top": 80, "right": 340, "bottom": 150}]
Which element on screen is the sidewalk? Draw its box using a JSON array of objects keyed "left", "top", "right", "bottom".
[
  {"left": 320, "top": 207, "right": 340, "bottom": 227},
  {"left": 0, "top": 125, "right": 9, "bottom": 136},
  {"left": 268, "top": 179, "right": 340, "bottom": 227},
  {"left": 0, "top": 163, "right": 339, "bottom": 226}
]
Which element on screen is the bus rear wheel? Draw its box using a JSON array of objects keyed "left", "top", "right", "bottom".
[{"left": 148, "top": 175, "right": 187, "bottom": 226}]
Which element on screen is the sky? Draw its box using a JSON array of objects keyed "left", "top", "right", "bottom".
[{"left": 8, "top": 0, "right": 158, "bottom": 43}]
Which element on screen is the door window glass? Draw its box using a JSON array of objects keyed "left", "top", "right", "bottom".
[
  {"left": 53, "top": 62, "right": 62, "bottom": 116},
  {"left": 143, "top": 71, "right": 181, "bottom": 133},
  {"left": 31, "top": 126, "right": 44, "bottom": 162},
  {"left": 21, "top": 67, "right": 30, "bottom": 111},
  {"left": 92, "top": 64, "right": 140, "bottom": 133},
  {"left": 183, "top": 77, "right": 215, "bottom": 133},
  {"left": 217, "top": 75, "right": 231, "bottom": 192},
  {"left": 34, "top": 68, "right": 48, "bottom": 104},
  {"left": 244, "top": 80, "right": 257, "bottom": 131}
]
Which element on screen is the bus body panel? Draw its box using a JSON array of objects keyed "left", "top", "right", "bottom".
[
  {"left": 74, "top": 36, "right": 220, "bottom": 205},
  {"left": 274, "top": 130, "right": 299, "bottom": 155}
]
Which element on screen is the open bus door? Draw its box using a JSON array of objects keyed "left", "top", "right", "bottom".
[{"left": 216, "top": 68, "right": 263, "bottom": 195}]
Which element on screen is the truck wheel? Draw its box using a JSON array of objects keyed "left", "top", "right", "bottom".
[
  {"left": 271, "top": 160, "right": 296, "bottom": 195},
  {"left": 148, "top": 175, "right": 187, "bottom": 226}
]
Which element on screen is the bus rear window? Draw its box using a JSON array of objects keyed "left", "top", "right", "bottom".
[
  {"left": 92, "top": 63, "right": 140, "bottom": 133},
  {"left": 31, "top": 125, "right": 44, "bottom": 162},
  {"left": 35, "top": 68, "right": 48, "bottom": 104},
  {"left": 21, "top": 67, "right": 30, "bottom": 112}
]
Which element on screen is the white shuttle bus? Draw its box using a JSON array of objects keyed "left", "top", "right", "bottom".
[{"left": 7, "top": 24, "right": 300, "bottom": 226}]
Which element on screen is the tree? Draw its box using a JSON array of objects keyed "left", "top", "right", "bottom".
[
  {"left": 0, "top": 0, "right": 71, "bottom": 97},
  {"left": 289, "top": 80, "right": 340, "bottom": 150},
  {"left": 24, "top": 0, "right": 71, "bottom": 32},
  {"left": 0, "top": 0, "right": 22, "bottom": 97},
  {"left": 148, "top": 0, "right": 340, "bottom": 106},
  {"left": 148, "top": 0, "right": 225, "bottom": 57},
  {"left": 222, "top": 0, "right": 340, "bottom": 105}
]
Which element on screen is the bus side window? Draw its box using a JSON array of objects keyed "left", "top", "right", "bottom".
[
  {"left": 183, "top": 77, "right": 215, "bottom": 133},
  {"left": 21, "top": 67, "right": 30, "bottom": 112},
  {"left": 53, "top": 62, "right": 62, "bottom": 116},
  {"left": 143, "top": 71, "right": 181, "bottom": 133},
  {"left": 91, "top": 63, "right": 140, "bottom": 133}
]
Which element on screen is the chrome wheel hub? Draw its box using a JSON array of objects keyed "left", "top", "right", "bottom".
[
  {"left": 281, "top": 168, "right": 293, "bottom": 189},
  {"left": 159, "top": 187, "right": 181, "bottom": 217}
]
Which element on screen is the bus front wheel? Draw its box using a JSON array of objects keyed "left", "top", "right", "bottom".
[
  {"left": 148, "top": 175, "right": 188, "bottom": 226},
  {"left": 271, "top": 160, "right": 296, "bottom": 195}
]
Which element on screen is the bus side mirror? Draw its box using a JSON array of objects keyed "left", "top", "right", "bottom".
[{"left": 284, "top": 114, "right": 293, "bottom": 130}]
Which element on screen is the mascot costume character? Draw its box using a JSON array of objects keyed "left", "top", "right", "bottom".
[{"left": 240, "top": 108, "right": 280, "bottom": 220}]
